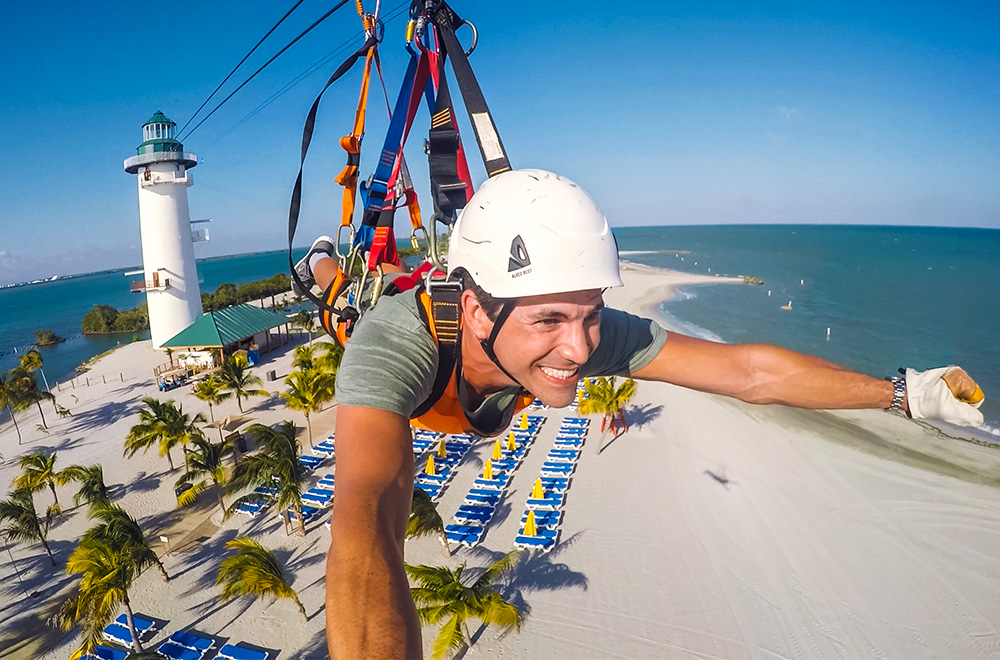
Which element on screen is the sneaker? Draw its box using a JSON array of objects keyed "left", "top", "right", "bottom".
[{"left": 292, "top": 236, "right": 335, "bottom": 295}]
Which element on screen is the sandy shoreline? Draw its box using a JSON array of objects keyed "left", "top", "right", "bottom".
[{"left": 2, "top": 265, "right": 999, "bottom": 659}]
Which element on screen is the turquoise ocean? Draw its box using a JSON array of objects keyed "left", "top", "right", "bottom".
[{"left": 2, "top": 225, "right": 998, "bottom": 437}]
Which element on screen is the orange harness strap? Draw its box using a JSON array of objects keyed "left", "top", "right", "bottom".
[{"left": 333, "top": 46, "right": 375, "bottom": 229}]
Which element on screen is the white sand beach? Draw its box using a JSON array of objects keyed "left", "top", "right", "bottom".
[{"left": 2, "top": 263, "right": 999, "bottom": 660}]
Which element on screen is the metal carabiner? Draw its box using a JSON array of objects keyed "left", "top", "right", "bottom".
[
  {"left": 335, "top": 224, "right": 355, "bottom": 261},
  {"left": 366, "top": 264, "right": 385, "bottom": 311},
  {"left": 411, "top": 225, "right": 430, "bottom": 253},
  {"left": 458, "top": 20, "right": 478, "bottom": 57}
]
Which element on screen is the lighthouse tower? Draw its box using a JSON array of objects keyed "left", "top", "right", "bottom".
[{"left": 124, "top": 112, "right": 204, "bottom": 350}]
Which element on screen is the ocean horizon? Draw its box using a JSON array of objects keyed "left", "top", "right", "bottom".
[{"left": 3, "top": 224, "right": 998, "bottom": 436}]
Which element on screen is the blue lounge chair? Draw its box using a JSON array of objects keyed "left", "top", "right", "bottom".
[
  {"left": 102, "top": 623, "right": 138, "bottom": 647},
  {"left": 414, "top": 482, "right": 442, "bottom": 498},
  {"left": 526, "top": 493, "right": 565, "bottom": 510},
  {"left": 454, "top": 510, "right": 493, "bottom": 525},
  {"left": 538, "top": 479, "right": 569, "bottom": 493},
  {"left": 84, "top": 646, "right": 128, "bottom": 660},
  {"left": 168, "top": 630, "right": 214, "bottom": 653},
  {"left": 114, "top": 613, "right": 154, "bottom": 633},
  {"left": 235, "top": 499, "right": 267, "bottom": 515},
  {"left": 317, "top": 474, "right": 335, "bottom": 489},
  {"left": 464, "top": 492, "right": 501, "bottom": 506},
  {"left": 217, "top": 645, "right": 270, "bottom": 660},
  {"left": 514, "top": 534, "right": 556, "bottom": 552},
  {"left": 518, "top": 526, "right": 559, "bottom": 539},
  {"left": 522, "top": 509, "right": 562, "bottom": 526},
  {"left": 288, "top": 504, "right": 320, "bottom": 523},
  {"left": 301, "top": 489, "right": 333, "bottom": 506},
  {"left": 473, "top": 476, "right": 510, "bottom": 489},
  {"left": 444, "top": 524, "right": 485, "bottom": 547},
  {"left": 312, "top": 443, "right": 335, "bottom": 457},
  {"left": 540, "top": 463, "right": 574, "bottom": 477},
  {"left": 157, "top": 640, "right": 205, "bottom": 660},
  {"left": 253, "top": 485, "right": 278, "bottom": 496}
]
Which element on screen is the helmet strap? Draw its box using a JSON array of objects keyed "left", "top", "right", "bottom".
[{"left": 478, "top": 299, "right": 523, "bottom": 387}]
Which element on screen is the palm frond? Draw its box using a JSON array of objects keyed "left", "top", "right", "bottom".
[{"left": 429, "top": 614, "right": 466, "bottom": 660}]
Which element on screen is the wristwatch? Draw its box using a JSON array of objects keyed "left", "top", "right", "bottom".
[{"left": 885, "top": 373, "right": 906, "bottom": 414}]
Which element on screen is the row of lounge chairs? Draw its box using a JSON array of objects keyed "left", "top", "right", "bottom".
[
  {"left": 413, "top": 432, "right": 476, "bottom": 501},
  {"left": 514, "top": 414, "right": 590, "bottom": 552},
  {"left": 444, "top": 415, "right": 545, "bottom": 548},
  {"left": 94, "top": 614, "right": 269, "bottom": 660}
]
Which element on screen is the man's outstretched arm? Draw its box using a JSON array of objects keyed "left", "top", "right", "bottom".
[
  {"left": 633, "top": 332, "right": 981, "bottom": 413},
  {"left": 326, "top": 405, "right": 422, "bottom": 659}
]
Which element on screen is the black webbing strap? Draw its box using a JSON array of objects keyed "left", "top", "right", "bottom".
[
  {"left": 426, "top": 46, "right": 470, "bottom": 222},
  {"left": 430, "top": 2, "right": 511, "bottom": 178},
  {"left": 288, "top": 35, "right": 378, "bottom": 312},
  {"left": 411, "top": 282, "right": 463, "bottom": 418}
]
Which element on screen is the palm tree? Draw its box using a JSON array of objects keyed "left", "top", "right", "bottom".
[
  {"left": 58, "top": 537, "right": 146, "bottom": 655},
  {"left": 124, "top": 397, "right": 206, "bottom": 471},
  {"left": 0, "top": 370, "right": 27, "bottom": 445},
  {"left": 63, "top": 464, "right": 111, "bottom": 509},
  {"left": 175, "top": 436, "right": 232, "bottom": 515},
  {"left": 314, "top": 340, "right": 344, "bottom": 375},
  {"left": 226, "top": 421, "right": 308, "bottom": 535},
  {"left": 406, "top": 551, "right": 523, "bottom": 659},
  {"left": 217, "top": 355, "right": 269, "bottom": 413},
  {"left": 407, "top": 487, "right": 450, "bottom": 556},
  {"left": 216, "top": 536, "right": 307, "bottom": 618},
  {"left": 15, "top": 450, "right": 69, "bottom": 507},
  {"left": 84, "top": 503, "right": 168, "bottom": 582},
  {"left": 579, "top": 376, "right": 638, "bottom": 436},
  {"left": 291, "top": 311, "right": 317, "bottom": 345},
  {"left": 280, "top": 368, "right": 335, "bottom": 447},
  {"left": 191, "top": 377, "right": 232, "bottom": 442},
  {"left": 19, "top": 348, "right": 55, "bottom": 412},
  {"left": 0, "top": 488, "right": 58, "bottom": 565},
  {"left": 7, "top": 366, "right": 55, "bottom": 429},
  {"left": 290, "top": 343, "right": 316, "bottom": 371}
]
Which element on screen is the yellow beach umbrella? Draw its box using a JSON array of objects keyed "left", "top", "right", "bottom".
[
  {"left": 524, "top": 509, "right": 538, "bottom": 537},
  {"left": 492, "top": 440, "right": 502, "bottom": 461},
  {"left": 531, "top": 478, "right": 545, "bottom": 500},
  {"left": 437, "top": 439, "right": 447, "bottom": 458},
  {"left": 424, "top": 455, "right": 436, "bottom": 476},
  {"left": 520, "top": 412, "right": 528, "bottom": 430},
  {"left": 506, "top": 432, "right": 517, "bottom": 452},
  {"left": 578, "top": 389, "right": 584, "bottom": 407},
  {"left": 483, "top": 459, "right": 493, "bottom": 480}
]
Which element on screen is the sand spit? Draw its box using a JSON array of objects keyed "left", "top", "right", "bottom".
[{"left": 0, "top": 265, "right": 997, "bottom": 659}]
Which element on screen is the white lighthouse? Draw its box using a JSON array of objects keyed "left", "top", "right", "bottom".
[{"left": 124, "top": 112, "right": 205, "bottom": 350}]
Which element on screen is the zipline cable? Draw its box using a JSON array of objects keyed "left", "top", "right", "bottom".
[
  {"left": 219, "top": 0, "right": 410, "bottom": 141},
  {"left": 178, "top": 0, "right": 307, "bottom": 137},
  {"left": 180, "top": 0, "right": 354, "bottom": 141}
]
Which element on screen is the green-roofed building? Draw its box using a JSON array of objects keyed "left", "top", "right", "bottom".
[{"left": 161, "top": 303, "right": 292, "bottom": 351}]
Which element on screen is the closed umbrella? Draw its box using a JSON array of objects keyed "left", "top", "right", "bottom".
[
  {"left": 531, "top": 478, "right": 545, "bottom": 500},
  {"left": 425, "top": 455, "right": 436, "bottom": 476},
  {"left": 520, "top": 412, "right": 528, "bottom": 430},
  {"left": 492, "top": 440, "right": 502, "bottom": 461},
  {"left": 437, "top": 439, "right": 447, "bottom": 458},
  {"left": 523, "top": 509, "right": 538, "bottom": 537},
  {"left": 483, "top": 459, "right": 493, "bottom": 480},
  {"left": 506, "top": 433, "right": 517, "bottom": 452}
]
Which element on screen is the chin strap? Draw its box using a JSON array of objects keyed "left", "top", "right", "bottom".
[{"left": 478, "top": 300, "right": 524, "bottom": 388}]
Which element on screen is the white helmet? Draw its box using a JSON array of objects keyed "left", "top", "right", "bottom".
[{"left": 447, "top": 169, "right": 623, "bottom": 297}]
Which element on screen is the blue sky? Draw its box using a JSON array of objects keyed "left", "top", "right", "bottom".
[{"left": 0, "top": 0, "right": 997, "bottom": 284}]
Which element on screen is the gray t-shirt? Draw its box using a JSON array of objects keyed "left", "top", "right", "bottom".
[{"left": 335, "top": 289, "right": 667, "bottom": 426}]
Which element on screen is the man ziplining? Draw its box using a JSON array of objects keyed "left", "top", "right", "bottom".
[{"left": 292, "top": 168, "right": 985, "bottom": 659}]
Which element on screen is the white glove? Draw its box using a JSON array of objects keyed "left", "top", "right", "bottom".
[{"left": 905, "top": 366, "right": 984, "bottom": 427}]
